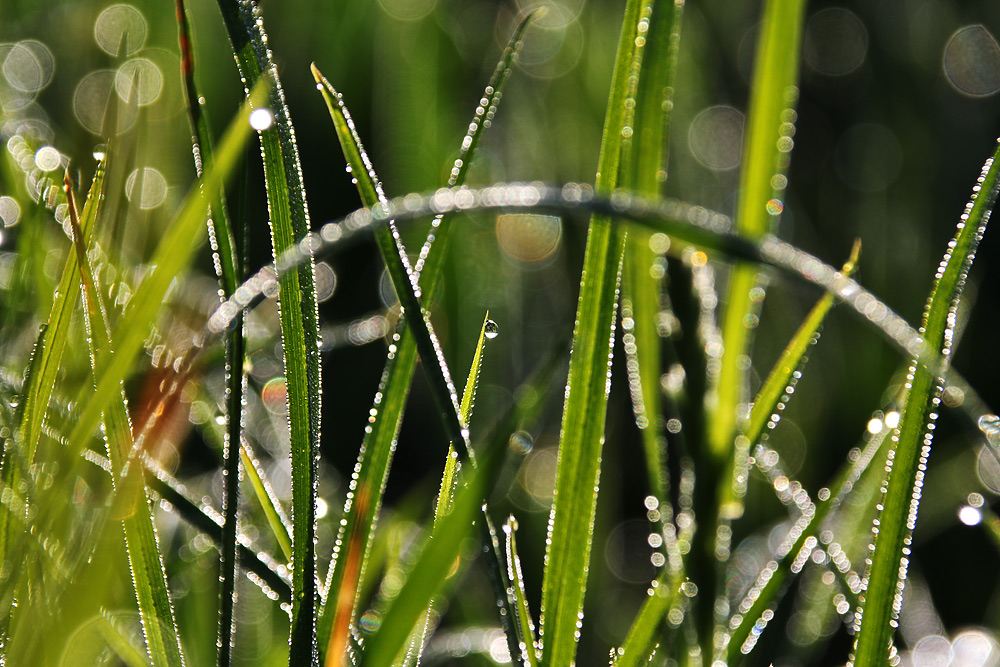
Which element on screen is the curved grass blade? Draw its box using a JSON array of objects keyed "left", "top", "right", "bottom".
[
  {"left": 538, "top": 1, "right": 646, "bottom": 663},
  {"left": 65, "top": 173, "right": 184, "bottom": 667},
  {"left": 216, "top": 184, "right": 1000, "bottom": 440},
  {"left": 851, "top": 141, "right": 1000, "bottom": 667},
  {"left": 174, "top": 3, "right": 245, "bottom": 662},
  {"left": 309, "top": 17, "right": 535, "bottom": 662},
  {"left": 214, "top": 5, "right": 322, "bottom": 661}
]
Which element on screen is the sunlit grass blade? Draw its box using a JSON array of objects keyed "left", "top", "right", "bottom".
[
  {"left": 710, "top": 0, "right": 807, "bottom": 464},
  {"left": 538, "top": 1, "right": 643, "bottom": 664},
  {"left": 620, "top": 0, "right": 684, "bottom": 503},
  {"left": 0, "top": 160, "right": 105, "bottom": 563},
  {"left": 613, "top": 571, "right": 681, "bottom": 667},
  {"left": 66, "top": 81, "right": 265, "bottom": 464},
  {"left": 65, "top": 172, "right": 184, "bottom": 667},
  {"left": 214, "top": 5, "right": 322, "bottom": 661},
  {"left": 309, "top": 16, "right": 534, "bottom": 660},
  {"left": 312, "top": 67, "right": 465, "bottom": 455},
  {"left": 503, "top": 517, "right": 539, "bottom": 667},
  {"left": 852, "top": 141, "right": 1000, "bottom": 667},
  {"left": 240, "top": 437, "right": 293, "bottom": 562},
  {"left": 360, "top": 363, "right": 550, "bottom": 667},
  {"left": 400, "top": 313, "right": 495, "bottom": 663},
  {"left": 174, "top": 3, "right": 245, "bottom": 662}
]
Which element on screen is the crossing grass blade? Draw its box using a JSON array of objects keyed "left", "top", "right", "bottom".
[
  {"left": 239, "top": 437, "right": 293, "bottom": 562},
  {"left": 65, "top": 172, "right": 184, "bottom": 667},
  {"left": 851, "top": 141, "right": 1000, "bottom": 667},
  {"left": 538, "top": 2, "right": 644, "bottom": 664},
  {"left": 722, "top": 245, "right": 867, "bottom": 660},
  {"left": 309, "top": 17, "right": 534, "bottom": 662},
  {"left": 143, "top": 456, "right": 292, "bottom": 601},
  {"left": 214, "top": 5, "right": 322, "bottom": 662}
]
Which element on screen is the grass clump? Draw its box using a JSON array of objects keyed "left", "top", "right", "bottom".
[{"left": 1, "top": 1, "right": 999, "bottom": 666}]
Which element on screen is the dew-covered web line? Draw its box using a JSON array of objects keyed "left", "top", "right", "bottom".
[{"left": 199, "top": 183, "right": 999, "bottom": 452}]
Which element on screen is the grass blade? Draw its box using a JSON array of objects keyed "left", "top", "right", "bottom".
[
  {"left": 65, "top": 172, "right": 184, "bottom": 667},
  {"left": 309, "top": 17, "right": 534, "bottom": 661},
  {"left": 538, "top": 1, "right": 644, "bottom": 663},
  {"left": 65, "top": 81, "right": 265, "bottom": 466},
  {"left": 239, "top": 436, "right": 293, "bottom": 562},
  {"left": 214, "top": 5, "right": 322, "bottom": 662},
  {"left": 360, "top": 362, "right": 551, "bottom": 667},
  {"left": 0, "top": 161, "right": 106, "bottom": 564},
  {"left": 710, "top": 0, "right": 807, "bottom": 466},
  {"left": 851, "top": 142, "right": 1000, "bottom": 667},
  {"left": 313, "top": 66, "right": 466, "bottom": 456},
  {"left": 174, "top": 3, "right": 246, "bottom": 662},
  {"left": 504, "top": 517, "right": 540, "bottom": 667}
]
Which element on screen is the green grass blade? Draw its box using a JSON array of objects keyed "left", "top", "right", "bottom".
[
  {"left": 744, "top": 241, "right": 860, "bottom": 448},
  {"left": 851, "top": 142, "right": 1000, "bottom": 667},
  {"left": 312, "top": 67, "right": 466, "bottom": 455},
  {"left": 401, "top": 314, "right": 495, "bottom": 663},
  {"left": 65, "top": 81, "right": 264, "bottom": 460},
  {"left": 65, "top": 176, "right": 184, "bottom": 667},
  {"left": 309, "top": 17, "right": 533, "bottom": 660},
  {"left": 1, "top": 161, "right": 105, "bottom": 563},
  {"left": 360, "top": 365, "right": 550, "bottom": 667},
  {"left": 614, "top": 571, "right": 681, "bottom": 667},
  {"left": 504, "top": 517, "right": 540, "bottom": 667},
  {"left": 710, "top": 0, "right": 807, "bottom": 463},
  {"left": 239, "top": 437, "right": 293, "bottom": 562},
  {"left": 620, "top": 0, "right": 684, "bottom": 503},
  {"left": 214, "top": 5, "right": 322, "bottom": 662},
  {"left": 538, "top": 2, "right": 644, "bottom": 664},
  {"left": 174, "top": 4, "right": 245, "bottom": 662}
]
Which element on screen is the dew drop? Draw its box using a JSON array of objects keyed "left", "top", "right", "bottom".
[
  {"left": 484, "top": 319, "right": 499, "bottom": 339},
  {"left": 249, "top": 107, "right": 274, "bottom": 131}
]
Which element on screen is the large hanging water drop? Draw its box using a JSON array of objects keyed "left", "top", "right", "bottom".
[{"left": 484, "top": 319, "right": 499, "bottom": 339}]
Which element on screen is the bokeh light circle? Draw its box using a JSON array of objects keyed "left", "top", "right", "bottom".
[
  {"left": 688, "top": 105, "right": 745, "bottom": 171},
  {"left": 496, "top": 213, "right": 562, "bottom": 263},
  {"left": 74, "top": 69, "right": 138, "bottom": 135},
  {"left": 125, "top": 167, "right": 167, "bottom": 209},
  {"left": 4, "top": 40, "right": 54, "bottom": 93},
  {"left": 377, "top": 0, "right": 436, "bottom": 22},
  {"left": 943, "top": 25, "right": 1000, "bottom": 97},
  {"left": 115, "top": 57, "right": 163, "bottom": 106},
  {"left": 95, "top": 4, "right": 147, "bottom": 56},
  {"left": 804, "top": 8, "right": 868, "bottom": 76}
]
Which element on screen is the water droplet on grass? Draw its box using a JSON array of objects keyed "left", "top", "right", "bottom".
[
  {"left": 484, "top": 319, "right": 499, "bottom": 339},
  {"left": 249, "top": 107, "right": 274, "bottom": 131}
]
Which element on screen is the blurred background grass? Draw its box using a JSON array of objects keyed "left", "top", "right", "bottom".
[{"left": 2, "top": 0, "right": 1000, "bottom": 664}]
